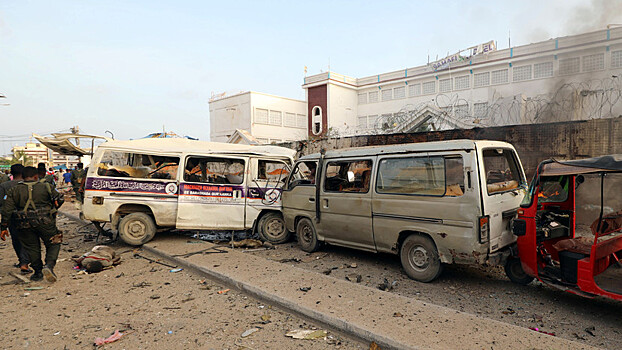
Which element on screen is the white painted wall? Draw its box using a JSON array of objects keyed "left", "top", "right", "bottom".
[{"left": 209, "top": 92, "right": 253, "bottom": 142}]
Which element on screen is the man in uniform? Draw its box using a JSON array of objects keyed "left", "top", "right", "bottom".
[
  {"left": 1, "top": 166, "right": 62, "bottom": 282},
  {"left": 0, "top": 164, "right": 31, "bottom": 273},
  {"left": 0, "top": 170, "right": 9, "bottom": 183},
  {"left": 70, "top": 162, "right": 85, "bottom": 204}
]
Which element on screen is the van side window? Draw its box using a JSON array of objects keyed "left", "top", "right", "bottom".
[
  {"left": 184, "top": 157, "right": 245, "bottom": 184},
  {"left": 482, "top": 149, "right": 522, "bottom": 194},
  {"left": 96, "top": 151, "right": 179, "bottom": 179},
  {"left": 324, "top": 160, "right": 372, "bottom": 193},
  {"left": 376, "top": 156, "right": 457, "bottom": 196},
  {"left": 256, "top": 160, "right": 290, "bottom": 182},
  {"left": 287, "top": 161, "right": 317, "bottom": 189}
]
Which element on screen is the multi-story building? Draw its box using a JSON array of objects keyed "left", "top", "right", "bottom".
[
  {"left": 209, "top": 91, "right": 307, "bottom": 144},
  {"left": 11, "top": 142, "right": 80, "bottom": 168},
  {"left": 302, "top": 26, "right": 622, "bottom": 137}
]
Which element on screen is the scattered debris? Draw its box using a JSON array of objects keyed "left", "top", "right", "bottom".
[
  {"left": 285, "top": 329, "right": 327, "bottom": 340},
  {"left": 241, "top": 328, "right": 260, "bottom": 338},
  {"left": 501, "top": 308, "right": 515, "bottom": 315},
  {"left": 323, "top": 267, "right": 338, "bottom": 275},
  {"left": 299, "top": 286, "right": 311, "bottom": 292},
  {"left": 133, "top": 253, "right": 177, "bottom": 268},
  {"left": 279, "top": 257, "right": 302, "bottom": 263},
  {"left": 528, "top": 327, "right": 555, "bottom": 336},
  {"left": 24, "top": 287, "right": 45, "bottom": 291},
  {"left": 346, "top": 273, "right": 362, "bottom": 283},
  {"left": 132, "top": 282, "right": 152, "bottom": 288},
  {"left": 260, "top": 314, "right": 271, "bottom": 323},
  {"left": 169, "top": 268, "right": 183, "bottom": 273},
  {"left": 232, "top": 239, "right": 264, "bottom": 249},
  {"left": 377, "top": 278, "right": 397, "bottom": 291},
  {"left": 393, "top": 312, "right": 403, "bottom": 318},
  {"left": 217, "top": 289, "right": 230, "bottom": 295},
  {"left": 9, "top": 272, "right": 30, "bottom": 284},
  {"left": 173, "top": 246, "right": 228, "bottom": 258},
  {"left": 573, "top": 332, "right": 587, "bottom": 340},
  {"left": 349, "top": 263, "right": 357, "bottom": 268},
  {"left": 370, "top": 341, "right": 382, "bottom": 350},
  {"left": 585, "top": 326, "right": 596, "bottom": 337},
  {"left": 94, "top": 330, "right": 125, "bottom": 346}
]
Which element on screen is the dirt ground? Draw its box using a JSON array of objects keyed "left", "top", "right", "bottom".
[
  {"left": 0, "top": 215, "right": 364, "bottom": 350},
  {"left": 247, "top": 242, "right": 622, "bottom": 349}
]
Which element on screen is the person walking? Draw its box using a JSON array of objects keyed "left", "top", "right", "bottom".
[
  {"left": 70, "top": 162, "right": 85, "bottom": 204},
  {"left": 0, "top": 164, "right": 31, "bottom": 274},
  {"left": 1, "top": 166, "right": 63, "bottom": 282}
]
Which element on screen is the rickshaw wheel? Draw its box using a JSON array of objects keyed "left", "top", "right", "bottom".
[
  {"left": 258, "top": 212, "right": 290, "bottom": 244},
  {"left": 504, "top": 257, "right": 534, "bottom": 285}
]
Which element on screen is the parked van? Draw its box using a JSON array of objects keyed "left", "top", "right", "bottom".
[
  {"left": 83, "top": 138, "right": 295, "bottom": 245},
  {"left": 282, "top": 139, "right": 527, "bottom": 282}
]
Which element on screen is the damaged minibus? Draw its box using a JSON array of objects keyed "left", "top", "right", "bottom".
[
  {"left": 282, "top": 139, "right": 527, "bottom": 282},
  {"left": 82, "top": 138, "right": 295, "bottom": 245}
]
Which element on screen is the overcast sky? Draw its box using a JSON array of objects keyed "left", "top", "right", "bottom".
[{"left": 1, "top": 0, "right": 620, "bottom": 154}]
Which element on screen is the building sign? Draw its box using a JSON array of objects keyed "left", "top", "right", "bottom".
[{"left": 430, "top": 40, "right": 496, "bottom": 71}]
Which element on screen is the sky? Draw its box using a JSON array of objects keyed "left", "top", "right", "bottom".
[{"left": 1, "top": 0, "right": 620, "bottom": 155}]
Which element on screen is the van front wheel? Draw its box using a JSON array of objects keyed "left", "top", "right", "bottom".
[
  {"left": 296, "top": 218, "right": 320, "bottom": 252},
  {"left": 118, "top": 212, "right": 156, "bottom": 246},
  {"left": 400, "top": 235, "right": 443, "bottom": 282},
  {"left": 258, "top": 212, "right": 290, "bottom": 244}
]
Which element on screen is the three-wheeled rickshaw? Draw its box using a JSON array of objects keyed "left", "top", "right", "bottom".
[{"left": 506, "top": 155, "right": 622, "bottom": 300}]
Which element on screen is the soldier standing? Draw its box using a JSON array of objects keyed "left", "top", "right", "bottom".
[
  {"left": 70, "top": 162, "right": 85, "bottom": 203},
  {"left": 1, "top": 166, "right": 63, "bottom": 282},
  {"left": 0, "top": 164, "right": 31, "bottom": 273}
]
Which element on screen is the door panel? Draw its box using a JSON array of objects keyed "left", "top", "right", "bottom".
[
  {"left": 245, "top": 158, "right": 291, "bottom": 227},
  {"left": 176, "top": 155, "right": 247, "bottom": 230},
  {"left": 281, "top": 160, "right": 318, "bottom": 232}
]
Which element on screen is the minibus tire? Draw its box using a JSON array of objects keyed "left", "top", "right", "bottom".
[
  {"left": 258, "top": 212, "right": 290, "bottom": 244},
  {"left": 400, "top": 235, "right": 443, "bottom": 282},
  {"left": 296, "top": 218, "right": 320, "bottom": 252},
  {"left": 118, "top": 212, "right": 156, "bottom": 246},
  {"left": 504, "top": 257, "right": 534, "bottom": 285}
]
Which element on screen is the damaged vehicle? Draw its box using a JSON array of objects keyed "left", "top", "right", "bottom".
[
  {"left": 507, "top": 155, "right": 622, "bottom": 301},
  {"left": 282, "top": 139, "right": 527, "bottom": 282},
  {"left": 83, "top": 138, "right": 295, "bottom": 245}
]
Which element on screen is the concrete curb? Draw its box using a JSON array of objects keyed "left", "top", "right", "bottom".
[{"left": 142, "top": 244, "right": 415, "bottom": 350}]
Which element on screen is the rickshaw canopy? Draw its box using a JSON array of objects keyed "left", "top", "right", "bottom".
[{"left": 540, "top": 154, "right": 622, "bottom": 176}]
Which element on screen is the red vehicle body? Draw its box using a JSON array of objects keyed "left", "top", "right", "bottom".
[{"left": 506, "top": 155, "right": 622, "bottom": 301}]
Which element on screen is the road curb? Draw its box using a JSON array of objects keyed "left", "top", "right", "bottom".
[{"left": 142, "top": 243, "right": 416, "bottom": 350}]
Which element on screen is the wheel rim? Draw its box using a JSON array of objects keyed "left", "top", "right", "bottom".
[
  {"left": 408, "top": 245, "right": 430, "bottom": 271},
  {"left": 125, "top": 219, "right": 147, "bottom": 239},
  {"left": 299, "top": 223, "right": 313, "bottom": 245},
  {"left": 264, "top": 218, "right": 285, "bottom": 238}
]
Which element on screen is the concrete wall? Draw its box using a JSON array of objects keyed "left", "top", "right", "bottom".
[{"left": 285, "top": 117, "right": 622, "bottom": 178}]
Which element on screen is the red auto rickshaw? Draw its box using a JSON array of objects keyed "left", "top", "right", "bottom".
[{"left": 505, "top": 155, "right": 622, "bottom": 300}]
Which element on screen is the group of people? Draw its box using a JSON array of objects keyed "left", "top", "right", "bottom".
[{"left": 0, "top": 162, "right": 86, "bottom": 282}]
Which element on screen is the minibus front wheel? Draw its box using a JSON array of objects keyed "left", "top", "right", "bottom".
[
  {"left": 118, "top": 212, "right": 156, "bottom": 246},
  {"left": 257, "top": 212, "right": 290, "bottom": 244},
  {"left": 400, "top": 234, "right": 443, "bottom": 282},
  {"left": 296, "top": 217, "right": 320, "bottom": 252}
]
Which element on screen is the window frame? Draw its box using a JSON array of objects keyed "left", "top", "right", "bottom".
[
  {"left": 285, "top": 160, "right": 318, "bottom": 190},
  {"left": 183, "top": 155, "right": 247, "bottom": 185},
  {"left": 95, "top": 150, "right": 180, "bottom": 181},
  {"left": 481, "top": 148, "right": 525, "bottom": 196},
  {"left": 253, "top": 158, "right": 291, "bottom": 183},
  {"left": 322, "top": 158, "right": 374, "bottom": 194}
]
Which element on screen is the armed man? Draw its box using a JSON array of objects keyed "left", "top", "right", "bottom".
[
  {"left": 70, "top": 162, "right": 85, "bottom": 205},
  {"left": 1, "top": 166, "right": 64, "bottom": 282},
  {"left": 0, "top": 164, "right": 31, "bottom": 274}
]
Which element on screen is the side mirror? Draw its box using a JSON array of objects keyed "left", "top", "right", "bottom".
[
  {"left": 512, "top": 219, "right": 527, "bottom": 236},
  {"left": 575, "top": 175, "right": 585, "bottom": 189}
]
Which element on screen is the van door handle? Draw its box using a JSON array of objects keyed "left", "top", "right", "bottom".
[
  {"left": 308, "top": 197, "right": 315, "bottom": 202},
  {"left": 323, "top": 199, "right": 329, "bottom": 208}
]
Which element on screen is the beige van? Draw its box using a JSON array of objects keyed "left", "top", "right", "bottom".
[
  {"left": 282, "top": 140, "right": 527, "bottom": 282},
  {"left": 83, "top": 138, "right": 295, "bottom": 245}
]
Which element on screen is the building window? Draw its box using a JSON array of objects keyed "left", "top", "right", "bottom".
[
  {"left": 269, "top": 110, "right": 282, "bottom": 125},
  {"left": 367, "top": 115, "right": 378, "bottom": 129},
  {"left": 381, "top": 88, "right": 392, "bottom": 101},
  {"left": 422, "top": 81, "right": 436, "bottom": 95},
  {"left": 368, "top": 91, "right": 378, "bottom": 103},
  {"left": 474, "top": 102, "right": 488, "bottom": 118},
  {"left": 454, "top": 75, "right": 470, "bottom": 90},
  {"left": 583, "top": 53, "right": 604, "bottom": 72},
  {"left": 296, "top": 114, "right": 307, "bottom": 129},
  {"left": 408, "top": 83, "right": 421, "bottom": 97},
  {"left": 358, "top": 116, "right": 367, "bottom": 128},
  {"left": 284, "top": 112, "right": 296, "bottom": 127},
  {"left": 255, "top": 108, "right": 269, "bottom": 124},
  {"left": 559, "top": 57, "right": 580, "bottom": 75},
  {"left": 473, "top": 72, "right": 490, "bottom": 87},
  {"left": 312, "top": 106, "right": 322, "bottom": 135},
  {"left": 393, "top": 86, "right": 406, "bottom": 99},
  {"left": 358, "top": 93, "right": 367, "bottom": 105},
  {"left": 534, "top": 62, "right": 554, "bottom": 79},
  {"left": 439, "top": 78, "right": 451, "bottom": 93},
  {"left": 455, "top": 104, "right": 469, "bottom": 116},
  {"left": 513, "top": 65, "right": 532, "bottom": 82},
  {"left": 612, "top": 50, "right": 622, "bottom": 68},
  {"left": 491, "top": 69, "right": 508, "bottom": 85}
]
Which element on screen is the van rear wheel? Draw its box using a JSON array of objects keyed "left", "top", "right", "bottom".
[
  {"left": 400, "top": 234, "right": 443, "bottom": 282},
  {"left": 504, "top": 257, "right": 534, "bottom": 285},
  {"left": 296, "top": 217, "right": 320, "bottom": 252},
  {"left": 257, "top": 212, "right": 290, "bottom": 244},
  {"left": 118, "top": 212, "right": 156, "bottom": 246}
]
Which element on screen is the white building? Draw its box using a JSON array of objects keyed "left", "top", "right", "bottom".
[
  {"left": 302, "top": 27, "right": 622, "bottom": 137},
  {"left": 209, "top": 91, "right": 307, "bottom": 144},
  {"left": 11, "top": 142, "right": 80, "bottom": 168}
]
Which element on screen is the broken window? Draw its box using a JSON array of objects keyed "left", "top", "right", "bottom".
[
  {"left": 287, "top": 161, "right": 317, "bottom": 189},
  {"left": 483, "top": 149, "right": 523, "bottom": 194},
  {"left": 256, "top": 160, "right": 290, "bottom": 182},
  {"left": 184, "top": 156, "right": 245, "bottom": 184},
  {"left": 96, "top": 151, "right": 179, "bottom": 179},
  {"left": 323, "top": 160, "right": 372, "bottom": 193},
  {"left": 377, "top": 156, "right": 463, "bottom": 196}
]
